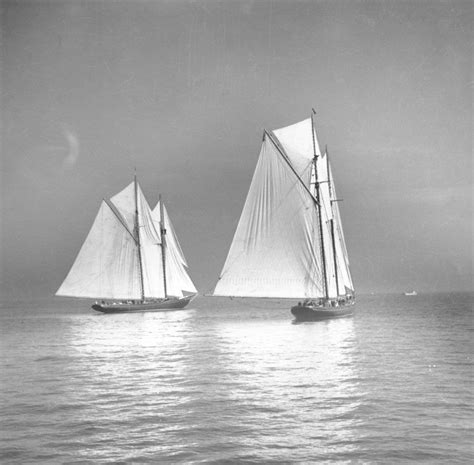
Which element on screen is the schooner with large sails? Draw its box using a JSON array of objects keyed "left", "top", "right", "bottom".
[
  {"left": 213, "top": 111, "right": 354, "bottom": 320},
  {"left": 56, "top": 176, "right": 197, "bottom": 313}
]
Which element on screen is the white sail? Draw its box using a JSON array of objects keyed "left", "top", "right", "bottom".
[
  {"left": 328, "top": 164, "right": 354, "bottom": 293},
  {"left": 213, "top": 134, "right": 324, "bottom": 298},
  {"left": 56, "top": 201, "right": 142, "bottom": 299},
  {"left": 271, "top": 117, "right": 322, "bottom": 185},
  {"left": 108, "top": 182, "right": 136, "bottom": 232},
  {"left": 313, "top": 152, "right": 338, "bottom": 298},
  {"left": 110, "top": 182, "right": 165, "bottom": 298},
  {"left": 152, "top": 202, "right": 197, "bottom": 297},
  {"left": 274, "top": 118, "right": 341, "bottom": 297}
]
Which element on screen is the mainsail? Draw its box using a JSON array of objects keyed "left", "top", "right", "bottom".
[
  {"left": 55, "top": 200, "right": 143, "bottom": 299},
  {"left": 56, "top": 179, "right": 196, "bottom": 300},
  {"left": 213, "top": 114, "right": 353, "bottom": 299}
]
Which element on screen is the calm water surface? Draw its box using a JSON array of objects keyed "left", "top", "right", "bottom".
[{"left": 0, "top": 293, "right": 472, "bottom": 463}]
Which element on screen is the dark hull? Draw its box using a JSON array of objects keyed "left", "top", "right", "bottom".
[
  {"left": 291, "top": 304, "right": 354, "bottom": 321},
  {"left": 92, "top": 295, "right": 194, "bottom": 313}
]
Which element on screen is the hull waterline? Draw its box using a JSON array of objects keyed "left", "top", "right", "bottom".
[
  {"left": 291, "top": 303, "right": 354, "bottom": 321},
  {"left": 92, "top": 295, "right": 195, "bottom": 314}
]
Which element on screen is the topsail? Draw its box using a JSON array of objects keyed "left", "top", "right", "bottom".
[{"left": 213, "top": 115, "right": 354, "bottom": 300}]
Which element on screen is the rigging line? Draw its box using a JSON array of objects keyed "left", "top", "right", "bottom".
[
  {"left": 264, "top": 130, "right": 320, "bottom": 207},
  {"left": 103, "top": 198, "right": 137, "bottom": 244}
]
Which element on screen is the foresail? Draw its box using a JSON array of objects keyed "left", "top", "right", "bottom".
[
  {"left": 152, "top": 202, "right": 197, "bottom": 297},
  {"left": 136, "top": 187, "right": 166, "bottom": 299},
  {"left": 56, "top": 201, "right": 142, "bottom": 299},
  {"left": 213, "top": 135, "right": 324, "bottom": 298},
  {"left": 329, "top": 165, "right": 354, "bottom": 293}
]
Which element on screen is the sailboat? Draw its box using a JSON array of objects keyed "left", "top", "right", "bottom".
[
  {"left": 56, "top": 176, "right": 197, "bottom": 313},
  {"left": 213, "top": 111, "right": 355, "bottom": 321}
]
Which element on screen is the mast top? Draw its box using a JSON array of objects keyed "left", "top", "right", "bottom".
[{"left": 310, "top": 111, "right": 319, "bottom": 161}]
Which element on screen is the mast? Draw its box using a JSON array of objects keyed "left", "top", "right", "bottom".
[
  {"left": 329, "top": 219, "right": 339, "bottom": 296},
  {"left": 311, "top": 110, "right": 329, "bottom": 300},
  {"left": 159, "top": 194, "right": 168, "bottom": 298},
  {"left": 326, "top": 146, "right": 340, "bottom": 296},
  {"left": 134, "top": 173, "right": 145, "bottom": 301}
]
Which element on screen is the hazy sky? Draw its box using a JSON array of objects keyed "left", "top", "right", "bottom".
[{"left": 1, "top": 0, "right": 472, "bottom": 298}]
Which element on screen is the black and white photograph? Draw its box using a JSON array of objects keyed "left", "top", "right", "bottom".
[{"left": 1, "top": 0, "right": 472, "bottom": 463}]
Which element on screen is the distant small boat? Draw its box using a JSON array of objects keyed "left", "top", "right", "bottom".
[
  {"left": 212, "top": 111, "right": 355, "bottom": 321},
  {"left": 56, "top": 175, "right": 197, "bottom": 313},
  {"left": 404, "top": 291, "right": 418, "bottom": 296}
]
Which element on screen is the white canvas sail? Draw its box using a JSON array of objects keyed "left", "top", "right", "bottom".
[
  {"left": 152, "top": 202, "right": 197, "bottom": 297},
  {"left": 213, "top": 134, "right": 324, "bottom": 298},
  {"left": 56, "top": 201, "right": 142, "bottom": 299},
  {"left": 110, "top": 182, "right": 165, "bottom": 298},
  {"left": 272, "top": 117, "right": 322, "bottom": 184}
]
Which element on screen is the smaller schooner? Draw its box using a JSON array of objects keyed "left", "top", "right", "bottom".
[
  {"left": 56, "top": 176, "right": 197, "bottom": 313},
  {"left": 213, "top": 111, "right": 355, "bottom": 321}
]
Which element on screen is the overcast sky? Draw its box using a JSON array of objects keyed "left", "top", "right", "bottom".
[{"left": 1, "top": 0, "right": 472, "bottom": 298}]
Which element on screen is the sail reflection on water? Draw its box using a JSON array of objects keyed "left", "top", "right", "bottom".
[{"left": 63, "top": 310, "right": 196, "bottom": 401}]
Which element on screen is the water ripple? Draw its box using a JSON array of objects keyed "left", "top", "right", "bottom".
[{"left": 0, "top": 293, "right": 472, "bottom": 463}]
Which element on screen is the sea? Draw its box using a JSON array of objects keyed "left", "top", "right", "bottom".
[{"left": 0, "top": 292, "right": 472, "bottom": 464}]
